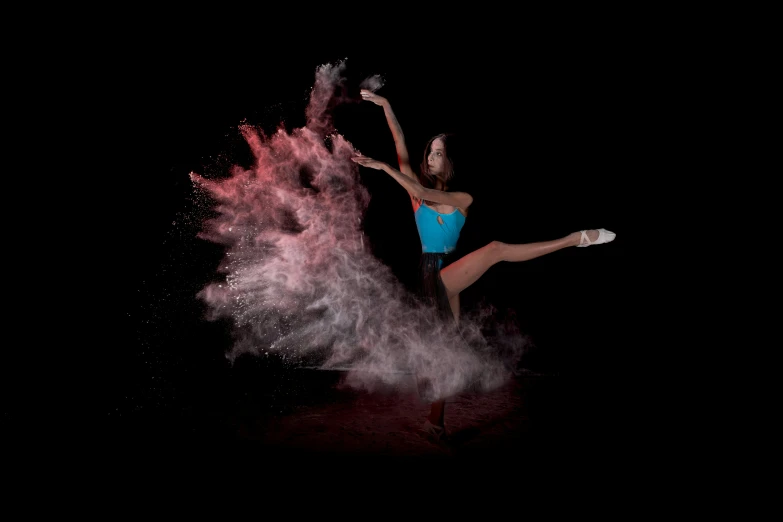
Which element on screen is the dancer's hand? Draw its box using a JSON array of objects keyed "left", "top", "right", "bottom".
[
  {"left": 351, "top": 155, "right": 387, "bottom": 171},
  {"left": 360, "top": 89, "right": 388, "bottom": 107}
]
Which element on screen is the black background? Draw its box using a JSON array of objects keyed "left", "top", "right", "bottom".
[{"left": 37, "top": 15, "right": 668, "bottom": 461}]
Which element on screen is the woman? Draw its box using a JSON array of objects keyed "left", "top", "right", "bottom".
[{"left": 351, "top": 89, "right": 615, "bottom": 441}]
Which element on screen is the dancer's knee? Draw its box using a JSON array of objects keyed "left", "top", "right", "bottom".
[{"left": 486, "top": 240, "right": 506, "bottom": 261}]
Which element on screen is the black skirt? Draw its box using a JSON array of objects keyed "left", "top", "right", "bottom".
[{"left": 416, "top": 252, "right": 458, "bottom": 325}]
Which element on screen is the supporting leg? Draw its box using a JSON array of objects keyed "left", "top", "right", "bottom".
[
  {"left": 425, "top": 293, "right": 459, "bottom": 429},
  {"left": 427, "top": 399, "right": 446, "bottom": 427}
]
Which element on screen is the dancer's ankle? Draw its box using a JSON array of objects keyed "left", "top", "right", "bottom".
[{"left": 426, "top": 415, "right": 443, "bottom": 427}]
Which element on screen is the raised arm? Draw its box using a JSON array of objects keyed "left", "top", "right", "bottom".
[
  {"left": 360, "top": 90, "right": 416, "bottom": 181},
  {"left": 351, "top": 155, "right": 473, "bottom": 210}
]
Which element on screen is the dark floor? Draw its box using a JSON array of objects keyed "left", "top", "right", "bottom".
[{"left": 92, "top": 357, "right": 629, "bottom": 470}]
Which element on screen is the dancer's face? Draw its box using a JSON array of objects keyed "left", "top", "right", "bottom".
[{"left": 427, "top": 138, "right": 447, "bottom": 178}]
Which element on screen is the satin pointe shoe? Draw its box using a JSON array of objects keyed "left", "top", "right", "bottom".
[
  {"left": 577, "top": 228, "right": 616, "bottom": 247},
  {"left": 421, "top": 419, "right": 448, "bottom": 443}
]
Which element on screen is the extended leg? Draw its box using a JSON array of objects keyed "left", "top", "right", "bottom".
[
  {"left": 425, "top": 234, "right": 577, "bottom": 432},
  {"left": 425, "top": 229, "right": 613, "bottom": 435},
  {"left": 440, "top": 231, "right": 600, "bottom": 299}
]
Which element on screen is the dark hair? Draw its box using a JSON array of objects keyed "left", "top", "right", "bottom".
[{"left": 418, "top": 133, "right": 459, "bottom": 190}]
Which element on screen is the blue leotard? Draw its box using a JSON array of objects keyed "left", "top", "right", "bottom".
[
  {"left": 414, "top": 204, "right": 466, "bottom": 255},
  {"left": 413, "top": 203, "right": 466, "bottom": 323}
]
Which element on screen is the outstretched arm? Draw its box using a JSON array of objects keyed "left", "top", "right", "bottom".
[
  {"left": 360, "top": 89, "right": 416, "bottom": 181},
  {"left": 351, "top": 155, "right": 473, "bottom": 209}
]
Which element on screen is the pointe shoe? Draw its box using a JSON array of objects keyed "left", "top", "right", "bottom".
[
  {"left": 577, "top": 228, "right": 616, "bottom": 247},
  {"left": 421, "top": 419, "right": 448, "bottom": 443}
]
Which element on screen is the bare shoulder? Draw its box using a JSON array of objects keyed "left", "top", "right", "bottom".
[{"left": 455, "top": 190, "right": 474, "bottom": 209}]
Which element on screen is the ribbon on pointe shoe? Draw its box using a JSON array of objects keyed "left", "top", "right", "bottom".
[{"left": 577, "top": 228, "right": 616, "bottom": 247}]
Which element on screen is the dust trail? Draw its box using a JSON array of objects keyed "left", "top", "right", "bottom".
[{"left": 191, "top": 60, "right": 526, "bottom": 401}]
